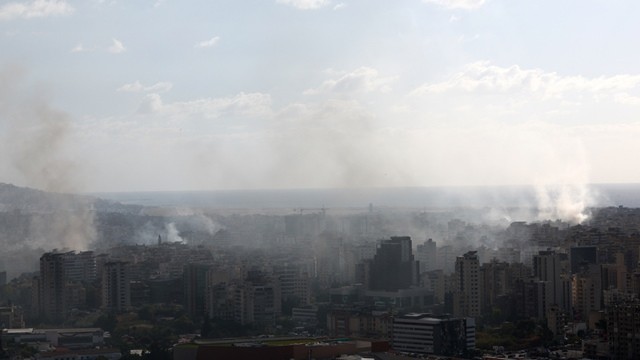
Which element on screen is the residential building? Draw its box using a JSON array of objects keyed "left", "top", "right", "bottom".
[
  {"left": 453, "top": 251, "right": 480, "bottom": 318},
  {"left": 607, "top": 298, "right": 640, "bottom": 359},
  {"left": 101, "top": 261, "right": 130, "bottom": 312},
  {"left": 38, "top": 252, "right": 66, "bottom": 321},
  {"left": 416, "top": 238, "right": 437, "bottom": 273},
  {"left": 533, "top": 250, "right": 572, "bottom": 312},
  {"left": 184, "top": 263, "right": 209, "bottom": 318}
]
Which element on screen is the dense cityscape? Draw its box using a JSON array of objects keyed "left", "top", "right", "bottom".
[
  {"left": 2, "top": 183, "right": 640, "bottom": 359},
  {"left": 2, "top": 0, "right": 640, "bottom": 359}
]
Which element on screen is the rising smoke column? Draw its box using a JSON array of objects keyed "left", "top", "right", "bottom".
[
  {"left": 0, "top": 65, "right": 96, "bottom": 251},
  {"left": 531, "top": 136, "right": 599, "bottom": 225},
  {"left": 534, "top": 183, "right": 594, "bottom": 224}
]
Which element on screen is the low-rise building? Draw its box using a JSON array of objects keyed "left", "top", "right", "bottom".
[
  {"left": 392, "top": 313, "right": 475, "bottom": 356},
  {"left": 1, "top": 328, "right": 104, "bottom": 349}
]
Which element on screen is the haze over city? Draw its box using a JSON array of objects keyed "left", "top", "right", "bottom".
[
  {"left": 0, "top": 0, "right": 639, "bottom": 198},
  {"left": 6, "top": 2, "right": 640, "bottom": 359}
]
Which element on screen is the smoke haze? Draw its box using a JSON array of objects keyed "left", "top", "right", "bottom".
[{"left": 0, "top": 65, "right": 95, "bottom": 252}]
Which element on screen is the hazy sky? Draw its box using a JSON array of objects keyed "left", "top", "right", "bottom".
[{"left": 1, "top": 0, "right": 640, "bottom": 192}]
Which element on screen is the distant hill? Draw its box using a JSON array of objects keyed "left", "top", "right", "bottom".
[{"left": 0, "top": 182, "right": 142, "bottom": 214}]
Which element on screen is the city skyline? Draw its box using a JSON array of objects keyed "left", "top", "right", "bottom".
[{"left": 1, "top": 1, "right": 640, "bottom": 193}]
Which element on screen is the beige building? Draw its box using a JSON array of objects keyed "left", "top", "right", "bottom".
[{"left": 453, "top": 251, "right": 481, "bottom": 318}]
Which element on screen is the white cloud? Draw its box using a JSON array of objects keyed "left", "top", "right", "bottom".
[
  {"left": 138, "top": 93, "right": 164, "bottom": 113},
  {"left": 107, "top": 38, "right": 126, "bottom": 54},
  {"left": 118, "top": 81, "right": 144, "bottom": 92},
  {"left": 0, "top": 0, "right": 74, "bottom": 20},
  {"left": 304, "top": 67, "right": 396, "bottom": 95},
  {"left": 333, "top": 3, "right": 346, "bottom": 10},
  {"left": 276, "top": 0, "right": 331, "bottom": 10},
  {"left": 195, "top": 36, "right": 220, "bottom": 49},
  {"left": 71, "top": 39, "right": 129, "bottom": 54},
  {"left": 70, "top": 43, "right": 89, "bottom": 53},
  {"left": 614, "top": 93, "right": 640, "bottom": 105},
  {"left": 413, "top": 61, "right": 640, "bottom": 100},
  {"left": 137, "top": 92, "right": 273, "bottom": 119},
  {"left": 145, "top": 82, "right": 173, "bottom": 93},
  {"left": 422, "top": 0, "right": 486, "bottom": 10},
  {"left": 117, "top": 81, "right": 173, "bottom": 93}
]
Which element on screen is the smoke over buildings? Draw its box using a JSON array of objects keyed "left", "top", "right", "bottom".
[{"left": 0, "top": 65, "right": 95, "bottom": 252}]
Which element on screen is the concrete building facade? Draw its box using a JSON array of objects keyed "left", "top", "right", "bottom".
[{"left": 392, "top": 313, "right": 475, "bottom": 356}]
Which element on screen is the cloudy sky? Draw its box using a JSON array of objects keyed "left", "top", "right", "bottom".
[{"left": 1, "top": 0, "right": 640, "bottom": 193}]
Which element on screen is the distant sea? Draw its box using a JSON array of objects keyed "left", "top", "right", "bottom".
[{"left": 92, "top": 184, "right": 640, "bottom": 210}]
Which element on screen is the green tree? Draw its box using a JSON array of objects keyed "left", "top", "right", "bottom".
[{"left": 95, "top": 313, "right": 118, "bottom": 333}]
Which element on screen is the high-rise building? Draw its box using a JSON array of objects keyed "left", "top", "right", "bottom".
[
  {"left": 369, "top": 236, "right": 419, "bottom": 292},
  {"left": 38, "top": 252, "right": 66, "bottom": 321},
  {"left": 63, "top": 251, "right": 96, "bottom": 283},
  {"left": 37, "top": 251, "right": 98, "bottom": 321},
  {"left": 416, "top": 238, "right": 437, "bottom": 273},
  {"left": 272, "top": 262, "right": 311, "bottom": 305},
  {"left": 102, "top": 261, "right": 130, "bottom": 312},
  {"left": 607, "top": 298, "right": 640, "bottom": 359},
  {"left": 392, "top": 313, "right": 475, "bottom": 356},
  {"left": 571, "top": 264, "right": 602, "bottom": 322},
  {"left": 602, "top": 252, "right": 628, "bottom": 293},
  {"left": 516, "top": 278, "right": 549, "bottom": 320},
  {"left": 184, "top": 263, "right": 209, "bottom": 318},
  {"left": 234, "top": 270, "right": 281, "bottom": 326},
  {"left": 533, "top": 250, "right": 571, "bottom": 312},
  {"left": 570, "top": 246, "right": 597, "bottom": 275},
  {"left": 453, "top": 251, "right": 481, "bottom": 318},
  {"left": 423, "top": 270, "right": 445, "bottom": 304},
  {"left": 480, "top": 260, "right": 509, "bottom": 313},
  {"left": 437, "top": 245, "right": 455, "bottom": 274}
]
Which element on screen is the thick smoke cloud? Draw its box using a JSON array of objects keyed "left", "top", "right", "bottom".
[{"left": 0, "top": 65, "right": 95, "bottom": 252}]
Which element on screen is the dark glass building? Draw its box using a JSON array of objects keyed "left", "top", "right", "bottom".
[{"left": 369, "top": 236, "right": 419, "bottom": 291}]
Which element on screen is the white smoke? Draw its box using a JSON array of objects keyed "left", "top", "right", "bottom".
[
  {"left": 165, "top": 222, "right": 185, "bottom": 243},
  {"left": 535, "top": 183, "right": 595, "bottom": 224},
  {"left": 531, "top": 136, "right": 598, "bottom": 224}
]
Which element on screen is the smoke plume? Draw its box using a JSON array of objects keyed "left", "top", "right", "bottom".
[{"left": 0, "top": 65, "right": 96, "bottom": 252}]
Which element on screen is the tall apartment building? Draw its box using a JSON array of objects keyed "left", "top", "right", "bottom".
[
  {"left": 416, "top": 238, "right": 437, "bottom": 273},
  {"left": 602, "top": 252, "right": 628, "bottom": 293},
  {"left": 272, "top": 262, "right": 311, "bottom": 305},
  {"left": 423, "top": 269, "right": 445, "bottom": 304},
  {"left": 516, "top": 278, "right": 549, "bottom": 320},
  {"left": 184, "top": 263, "right": 209, "bottom": 318},
  {"left": 369, "top": 236, "right": 419, "bottom": 292},
  {"left": 533, "top": 250, "right": 572, "bottom": 312},
  {"left": 38, "top": 252, "right": 66, "bottom": 321},
  {"left": 63, "top": 251, "right": 96, "bottom": 283},
  {"left": 607, "top": 298, "right": 640, "bottom": 359},
  {"left": 234, "top": 270, "right": 281, "bottom": 326},
  {"left": 392, "top": 313, "right": 475, "bottom": 356},
  {"left": 571, "top": 264, "right": 602, "bottom": 323},
  {"left": 102, "top": 261, "right": 130, "bottom": 312},
  {"left": 480, "top": 260, "right": 509, "bottom": 313},
  {"left": 36, "top": 251, "right": 98, "bottom": 321},
  {"left": 453, "top": 251, "right": 481, "bottom": 318}
]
